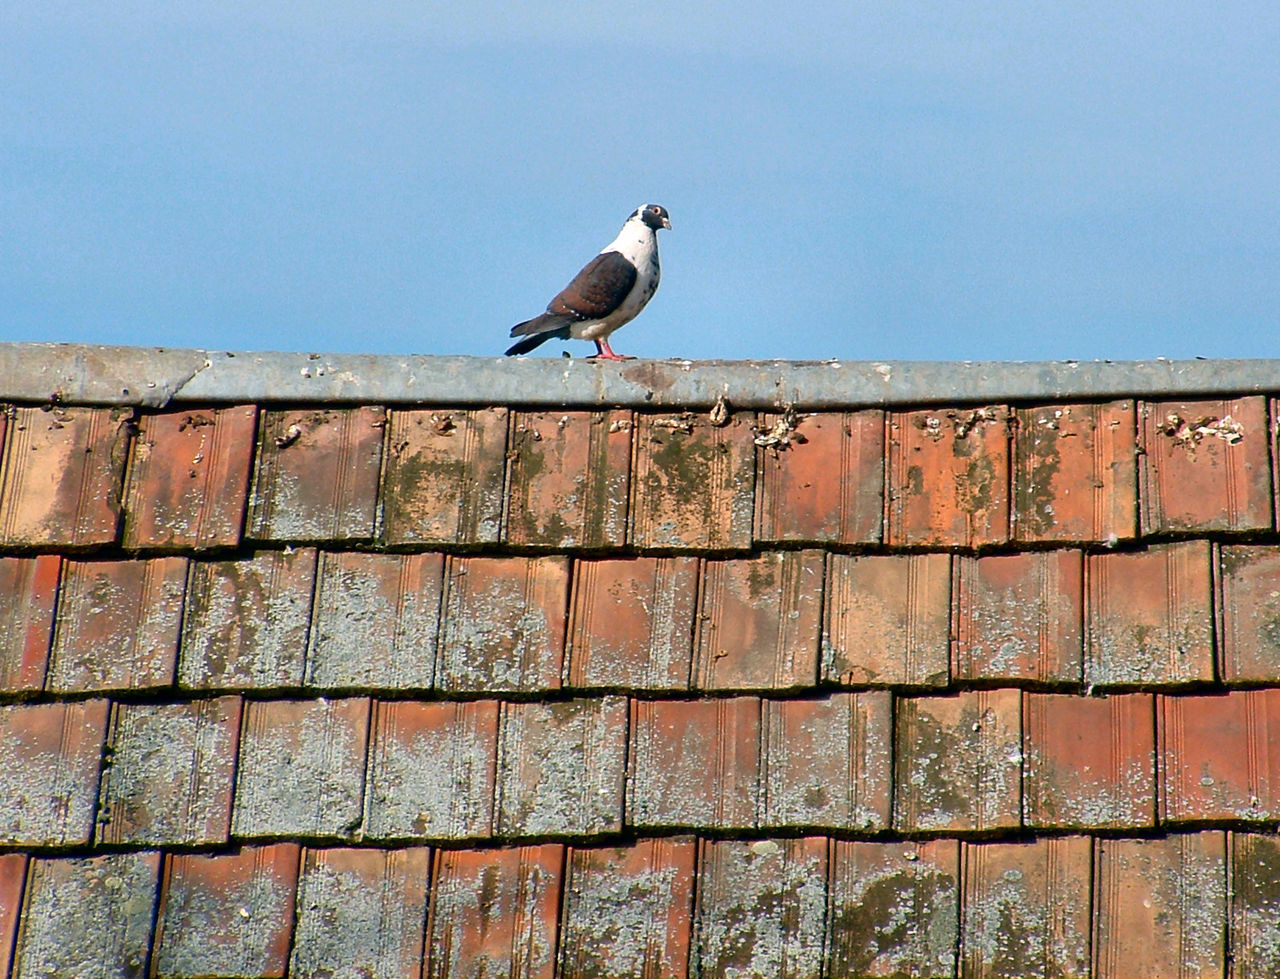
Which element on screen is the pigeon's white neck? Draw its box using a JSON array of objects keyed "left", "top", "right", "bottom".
[{"left": 601, "top": 216, "right": 658, "bottom": 266}]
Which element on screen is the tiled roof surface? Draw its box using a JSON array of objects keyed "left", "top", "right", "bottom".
[{"left": 3, "top": 347, "right": 1280, "bottom": 976}]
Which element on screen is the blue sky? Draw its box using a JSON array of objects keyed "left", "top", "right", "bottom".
[{"left": 3, "top": 3, "right": 1277, "bottom": 361}]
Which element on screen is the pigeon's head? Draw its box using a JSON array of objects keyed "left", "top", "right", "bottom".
[{"left": 635, "top": 204, "right": 672, "bottom": 231}]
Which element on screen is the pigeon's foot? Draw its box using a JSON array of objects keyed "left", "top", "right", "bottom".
[{"left": 589, "top": 340, "right": 634, "bottom": 361}]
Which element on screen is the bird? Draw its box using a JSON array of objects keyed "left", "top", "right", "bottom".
[{"left": 505, "top": 204, "right": 671, "bottom": 359}]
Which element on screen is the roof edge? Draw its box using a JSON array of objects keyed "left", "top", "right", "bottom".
[{"left": 2, "top": 342, "right": 1277, "bottom": 409}]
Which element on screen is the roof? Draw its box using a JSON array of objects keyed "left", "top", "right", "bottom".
[{"left": 2, "top": 342, "right": 1280, "bottom": 977}]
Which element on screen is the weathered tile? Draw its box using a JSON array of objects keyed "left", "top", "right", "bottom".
[
  {"left": 1023, "top": 693, "right": 1156, "bottom": 830},
  {"left": 894, "top": 689, "right": 1022, "bottom": 833},
  {"left": 425, "top": 845, "right": 563, "bottom": 979},
  {"left": 495, "top": 696, "right": 627, "bottom": 838},
  {"left": 506, "top": 409, "right": 631, "bottom": 547},
  {"left": 382, "top": 407, "right": 508, "bottom": 545},
  {"left": 14, "top": 852, "right": 160, "bottom": 979},
  {"left": 559, "top": 837, "right": 695, "bottom": 979},
  {"left": 290, "top": 847, "right": 429, "bottom": 979},
  {"left": 0, "top": 853, "right": 27, "bottom": 979},
  {"left": 759, "top": 691, "right": 892, "bottom": 831},
  {"left": 122, "top": 405, "right": 257, "bottom": 548},
  {"left": 0, "top": 699, "right": 108, "bottom": 846},
  {"left": 694, "top": 837, "right": 827, "bottom": 979},
  {"left": 754, "top": 409, "right": 884, "bottom": 544},
  {"left": 693, "top": 550, "right": 824, "bottom": 691},
  {"left": 1160, "top": 690, "right": 1280, "bottom": 823},
  {"left": 436, "top": 555, "right": 569, "bottom": 694},
  {"left": 231, "top": 698, "right": 369, "bottom": 839},
  {"left": 886, "top": 405, "right": 1010, "bottom": 547},
  {"left": 306, "top": 550, "right": 443, "bottom": 690},
  {"left": 1013, "top": 400, "right": 1138, "bottom": 542},
  {"left": 98, "top": 697, "right": 242, "bottom": 846},
  {"left": 248, "top": 406, "right": 384, "bottom": 541},
  {"left": 827, "top": 839, "right": 960, "bottom": 978},
  {"left": 959, "top": 836, "right": 1092, "bottom": 979},
  {"left": 153, "top": 844, "right": 301, "bottom": 979},
  {"left": 823, "top": 552, "right": 951, "bottom": 688},
  {"left": 1219, "top": 545, "right": 1280, "bottom": 683},
  {"left": 364, "top": 699, "right": 498, "bottom": 841},
  {"left": 629, "top": 409, "right": 755, "bottom": 550},
  {"left": 1093, "top": 833, "right": 1226, "bottom": 979},
  {"left": 1087, "top": 541, "right": 1215, "bottom": 687},
  {"left": 179, "top": 548, "right": 317, "bottom": 690},
  {"left": 47, "top": 556, "right": 187, "bottom": 692},
  {"left": 0, "top": 405, "right": 131, "bottom": 547},
  {"left": 627, "top": 697, "right": 759, "bottom": 830},
  {"left": 1140, "top": 397, "right": 1272, "bottom": 534},
  {"left": 565, "top": 556, "right": 697, "bottom": 690},
  {"left": 0, "top": 554, "right": 59, "bottom": 693},
  {"left": 953, "top": 550, "right": 1083, "bottom": 685},
  {"left": 1232, "top": 832, "right": 1280, "bottom": 979}
]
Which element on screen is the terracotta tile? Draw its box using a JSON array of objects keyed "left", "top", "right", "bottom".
[
  {"left": 0, "top": 554, "right": 59, "bottom": 693},
  {"left": 306, "top": 550, "right": 443, "bottom": 690},
  {"left": 1231, "top": 832, "right": 1280, "bottom": 979},
  {"left": 179, "top": 548, "right": 317, "bottom": 690},
  {"left": 559, "top": 837, "right": 695, "bottom": 979},
  {"left": 122, "top": 405, "right": 257, "bottom": 548},
  {"left": 823, "top": 552, "right": 951, "bottom": 688},
  {"left": 1160, "top": 690, "right": 1280, "bottom": 823},
  {"left": 364, "top": 699, "right": 498, "bottom": 841},
  {"left": 0, "top": 853, "right": 27, "bottom": 979},
  {"left": 0, "top": 699, "right": 108, "bottom": 846},
  {"left": 693, "top": 550, "right": 824, "bottom": 691},
  {"left": 754, "top": 409, "right": 884, "bottom": 544},
  {"left": 382, "top": 407, "right": 508, "bottom": 545},
  {"left": 1024, "top": 692, "right": 1155, "bottom": 830},
  {"left": 436, "top": 555, "right": 569, "bottom": 694},
  {"left": 495, "top": 696, "right": 627, "bottom": 838},
  {"left": 1087, "top": 541, "right": 1215, "bottom": 687},
  {"left": 506, "top": 409, "right": 632, "bottom": 547},
  {"left": 1013, "top": 400, "right": 1138, "bottom": 542},
  {"left": 959, "top": 836, "right": 1092, "bottom": 979},
  {"left": 565, "top": 556, "right": 697, "bottom": 690},
  {"left": 1219, "top": 545, "right": 1280, "bottom": 683},
  {"left": 425, "top": 844, "right": 563, "bottom": 979},
  {"left": 894, "top": 689, "right": 1022, "bottom": 833},
  {"left": 153, "top": 844, "right": 301, "bottom": 979},
  {"left": 886, "top": 405, "right": 1010, "bottom": 547},
  {"left": 0, "top": 405, "right": 131, "bottom": 547},
  {"left": 98, "top": 696, "right": 242, "bottom": 846},
  {"left": 1093, "top": 833, "right": 1226, "bottom": 979},
  {"left": 629, "top": 409, "right": 755, "bottom": 550},
  {"left": 694, "top": 837, "right": 827, "bottom": 979},
  {"left": 1140, "top": 397, "right": 1272, "bottom": 534},
  {"left": 290, "top": 847, "right": 429, "bottom": 979},
  {"left": 247, "top": 406, "right": 384, "bottom": 541},
  {"left": 627, "top": 697, "right": 759, "bottom": 830},
  {"left": 13, "top": 852, "right": 160, "bottom": 978},
  {"left": 827, "top": 839, "right": 960, "bottom": 978},
  {"left": 759, "top": 691, "right": 892, "bottom": 830},
  {"left": 953, "top": 550, "right": 1084, "bottom": 685},
  {"left": 47, "top": 556, "right": 187, "bottom": 692},
  {"left": 231, "top": 698, "right": 370, "bottom": 840}
]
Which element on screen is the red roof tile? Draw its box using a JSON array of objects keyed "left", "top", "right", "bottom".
[
  {"left": 693, "top": 549, "right": 823, "bottom": 691},
  {"left": 1218, "top": 544, "right": 1280, "bottom": 683},
  {"left": 382, "top": 407, "right": 508, "bottom": 546},
  {"left": 153, "top": 844, "right": 301, "bottom": 979},
  {"left": 0, "top": 853, "right": 26, "bottom": 979},
  {"left": 1232, "top": 832, "right": 1280, "bottom": 979},
  {"left": 0, "top": 554, "right": 59, "bottom": 693},
  {"left": 754, "top": 409, "right": 884, "bottom": 544},
  {"left": 122, "top": 405, "right": 257, "bottom": 549},
  {"left": 506, "top": 409, "right": 632, "bottom": 547}
]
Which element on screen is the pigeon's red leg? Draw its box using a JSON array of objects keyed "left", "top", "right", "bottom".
[{"left": 587, "top": 339, "right": 635, "bottom": 361}]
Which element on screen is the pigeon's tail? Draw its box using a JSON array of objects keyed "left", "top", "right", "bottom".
[{"left": 505, "top": 312, "right": 574, "bottom": 356}]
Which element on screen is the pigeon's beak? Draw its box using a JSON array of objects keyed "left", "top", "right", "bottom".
[{"left": 661, "top": 216, "right": 672, "bottom": 230}]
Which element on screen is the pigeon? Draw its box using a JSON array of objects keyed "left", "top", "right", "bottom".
[{"left": 505, "top": 204, "right": 671, "bottom": 359}]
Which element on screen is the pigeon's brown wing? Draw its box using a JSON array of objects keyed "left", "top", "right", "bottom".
[{"left": 546, "top": 251, "right": 636, "bottom": 320}]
